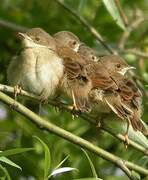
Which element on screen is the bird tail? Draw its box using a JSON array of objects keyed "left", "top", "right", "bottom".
[{"left": 130, "top": 114, "right": 148, "bottom": 136}]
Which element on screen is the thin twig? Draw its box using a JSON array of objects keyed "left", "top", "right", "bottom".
[
  {"left": 118, "top": 11, "right": 147, "bottom": 49},
  {"left": 123, "top": 48, "right": 148, "bottom": 59},
  {"left": 54, "top": 0, "right": 115, "bottom": 54},
  {"left": 0, "top": 91, "right": 148, "bottom": 178},
  {"left": 0, "top": 84, "right": 147, "bottom": 156},
  {"left": 0, "top": 19, "right": 28, "bottom": 32},
  {"left": 114, "top": 0, "right": 128, "bottom": 27}
]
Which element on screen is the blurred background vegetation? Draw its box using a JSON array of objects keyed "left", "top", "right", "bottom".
[{"left": 0, "top": 0, "right": 148, "bottom": 179}]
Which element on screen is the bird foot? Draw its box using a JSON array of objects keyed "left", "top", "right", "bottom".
[
  {"left": 123, "top": 133, "right": 129, "bottom": 148},
  {"left": 14, "top": 85, "right": 22, "bottom": 100},
  {"left": 10, "top": 85, "right": 22, "bottom": 108},
  {"left": 96, "top": 120, "right": 101, "bottom": 128}
]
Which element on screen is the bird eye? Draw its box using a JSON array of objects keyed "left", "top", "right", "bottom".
[
  {"left": 72, "top": 41, "right": 77, "bottom": 46},
  {"left": 92, "top": 56, "right": 95, "bottom": 60},
  {"left": 35, "top": 37, "right": 40, "bottom": 41},
  {"left": 116, "top": 64, "right": 121, "bottom": 68}
]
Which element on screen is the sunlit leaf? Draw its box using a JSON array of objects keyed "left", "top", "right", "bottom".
[
  {"left": 33, "top": 136, "right": 51, "bottom": 179},
  {"left": 54, "top": 155, "right": 69, "bottom": 170},
  {"left": 50, "top": 167, "right": 78, "bottom": 177},
  {"left": 102, "top": 0, "right": 126, "bottom": 30},
  {"left": 74, "top": 178, "right": 102, "bottom": 180},
  {"left": 0, "top": 156, "right": 22, "bottom": 171},
  {"left": 81, "top": 149, "right": 98, "bottom": 178}
]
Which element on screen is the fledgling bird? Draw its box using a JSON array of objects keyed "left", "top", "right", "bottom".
[
  {"left": 78, "top": 45, "right": 147, "bottom": 142},
  {"left": 56, "top": 46, "right": 92, "bottom": 112},
  {"left": 7, "top": 28, "right": 64, "bottom": 101},
  {"left": 53, "top": 31, "right": 81, "bottom": 52},
  {"left": 98, "top": 55, "right": 147, "bottom": 139}
]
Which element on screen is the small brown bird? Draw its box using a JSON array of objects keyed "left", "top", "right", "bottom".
[
  {"left": 98, "top": 55, "right": 147, "bottom": 140},
  {"left": 106, "top": 74, "right": 148, "bottom": 136},
  {"left": 7, "top": 28, "right": 64, "bottom": 101},
  {"left": 78, "top": 45, "right": 147, "bottom": 141},
  {"left": 53, "top": 31, "right": 81, "bottom": 52},
  {"left": 57, "top": 46, "right": 92, "bottom": 112}
]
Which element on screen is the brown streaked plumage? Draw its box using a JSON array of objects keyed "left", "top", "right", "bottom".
[{"left": 57, "top": 46, "right": 92, "bottom": 112}]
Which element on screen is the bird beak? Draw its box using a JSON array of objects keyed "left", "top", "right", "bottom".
[
  {"left": 118, "top": 66, "right": 136, "bottom": 75},
  {"left": 17, "top": 32, "right": 32, "bottom": 41}
]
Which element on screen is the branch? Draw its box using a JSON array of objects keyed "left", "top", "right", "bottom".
[
  {"left": 54, "top": 0, "right": 116, "bottom": 54},
  {"left": 0, "top": 19, "right": 28, "bottom": 32},
  {"left": 114, "top": 0, "right": 128, "bottom": 27},
  {"left": 0, "top": 84, "right": 147, "bottom": 156},
  {"left": 0, "top": 92, "right": 148, "bottom": 178},
  {"left": 123, "top": 48, "right": 148, "bottom": 59},
  {"left": 118, "top": 10, "right": 147, "bottom": 49}
]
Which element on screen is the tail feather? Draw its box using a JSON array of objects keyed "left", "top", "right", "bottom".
[{"left": 130, "top": 113, "right": 148, "bottom": 136}]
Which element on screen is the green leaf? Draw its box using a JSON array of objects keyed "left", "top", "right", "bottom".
[
  {"left": 0, "top": 164, "right": 11, "bottom": 180},
  {"left": 81, "top": 149, "right": 98, "bottom": 178},
  {"left": 33, "top": 136, "right": 51, "bottom": 179},
  {"left": 0, "top": 157, "right": 22, "bottom": 171},
  {"left": 74, "top": 178, "right": 102, "bottom": 180},
  {"left": 102, "top": 0, "right": 126, "bottom": 30},
  {"left": 54, "top": 155, "right": 69, "bottom": 170},
  {"left": 50, "top": 167, "right": 78, "bottom": 177},
  {"left": 0, "top": 148, "right": 34, "bottom": 157}
]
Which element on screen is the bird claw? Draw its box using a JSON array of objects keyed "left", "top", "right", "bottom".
[
  {"left": 10, "top": 85, "right": 22, "bottom": 108},
  {"left": 124, "top": 133, "right": 129, "bottom": 148},
  {"left": 14, "top": 85, "right": 22, "bottom": 100}
]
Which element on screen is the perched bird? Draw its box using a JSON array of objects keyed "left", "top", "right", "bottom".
[
  {"left": 56, "top": 46, "right": 92, "bottom": 112},
  {"left": 78, "top": 45, "right": 147, "bottom": 141},
  {"left": 7, "top": 28, "right": 64, "bottom": 101},
  {"left": 53, "top": 31, "right": 81, "bottom": 52},
  {"left": 105, "top": 74, "right": 148, "bottom": 137}
]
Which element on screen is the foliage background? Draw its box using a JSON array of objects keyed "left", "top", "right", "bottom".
[{"left": 0, "top": 0, "right": 147, "bottom": 179}]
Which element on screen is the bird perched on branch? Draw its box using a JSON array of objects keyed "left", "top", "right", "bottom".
[
  {"left": 7, "top": 28, "right": 64, "bottom": 101},
  {"left": 99, "top": 55, "right": 147, "bottom": 141},
  {"left": 56, "top": 46, "right": 92, "bottom": 112},
  {"left": 79, "top": 45, "right": 147, "bottom": 142}
]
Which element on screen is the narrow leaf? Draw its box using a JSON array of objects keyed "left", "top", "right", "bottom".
[
  {"left": 74, "top": 178, "right": 102, "bottom": 180},
  {"left": 50, "top": 167, "right": 78, "bottom": 177},
  {"left": 54, "top": 155, "right": 69, "bottom": 170},
  {"left": 33, "top": 136, "right": 51, "bottom": 179},
  {"left": 0, "top": 148, "right": 34, "bottom": 157},
  {"left": 0, "top": 164, "right": 11, "bottom": 180},
  {"left": 102, "top": 0, "right": 126, "bottom": 30},
  {"left": 81, "top": 149, "right": 98, "bottom": 178},
  {"left": 0, "top": 157, "right": 22, "bottom": 171}
]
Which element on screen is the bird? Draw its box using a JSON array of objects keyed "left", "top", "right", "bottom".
[
  {"left": 78, "top": 45, "right": 147, "bottom": 142},
  {"left": 98, "top": 55, "right": 147, "bottom": 141},
  {"left": 56, "top": 46, "right": 92, "bottom": 112},
  {"left": 7, "top": 27, "right": 64, "bottom": 102},
  {"left": 53, "top": 31, "right": 81, "bottom": 52}
]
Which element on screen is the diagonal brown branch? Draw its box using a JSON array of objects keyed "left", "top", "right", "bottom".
[
  {"left": 54, "top": 0, "right": 116, "bottom": 54},
  {"left": 0, "top": 91, "right": 148, "bottom": 179},
  {"left": 0, "top": 18, "right": 28, "bottom": 32},
  {"left": 0, "top": 84, "right": 147, "bottom": 156}
]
